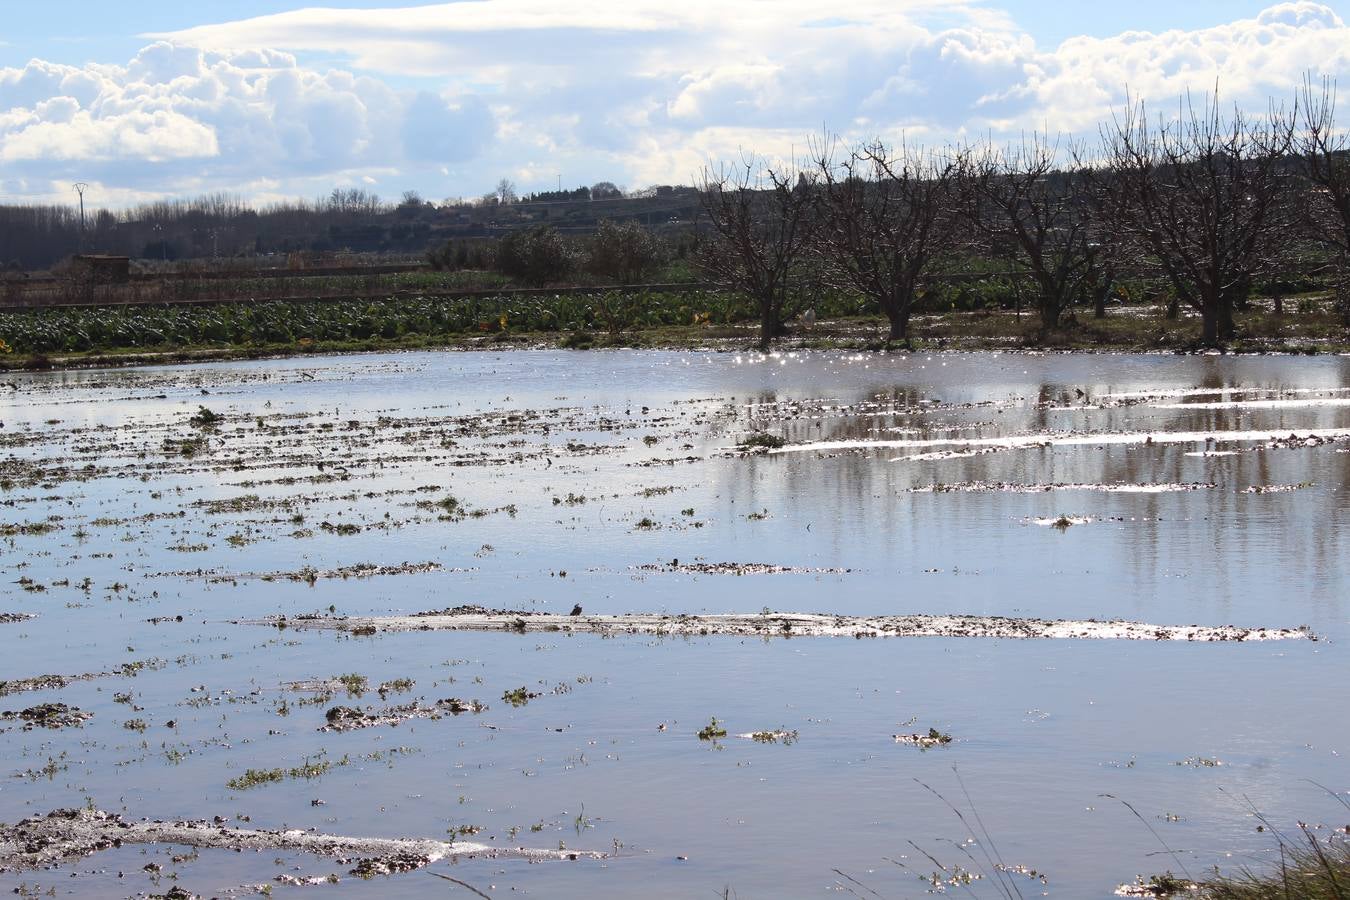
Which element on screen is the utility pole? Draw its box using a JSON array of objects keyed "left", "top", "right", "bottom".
[{"left": 73, "top": 182, "right": 89, "bottom": 251}]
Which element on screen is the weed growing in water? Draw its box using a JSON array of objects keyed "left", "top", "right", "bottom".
[
  {"left": 335, "top": 673, "right": 368, "bottom": 696},
  {"left": 189, "top": 406, "right": 222, "bottom": 428},
  {"left": 738, "top": 432, "right": 786, "bottom": 450},
  {"left": 698, "top": 718, "right": 728, "bottom": 741},
  {"left": 502, "top": 686, "right": 538, "bottom": 707}
]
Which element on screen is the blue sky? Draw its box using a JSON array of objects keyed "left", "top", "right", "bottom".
[{"left": 2, "top": 1, "right": 1349, "bottom": 207}]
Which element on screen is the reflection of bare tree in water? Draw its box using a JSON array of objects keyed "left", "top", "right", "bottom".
[{"left": 712, "top": 360, "right": 1350, "bottom": 625}]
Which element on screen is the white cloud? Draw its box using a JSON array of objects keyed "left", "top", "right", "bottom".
[{"left": 0, "top": 2, "right": 1346, "bottom": 204}]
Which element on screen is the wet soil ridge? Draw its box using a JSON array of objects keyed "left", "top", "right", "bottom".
[
  {"left": 907, "top": 481, "right": 1216, "bottom": 494},
  {"left": 158, "top": 561, "right": 446, "bottom": 584},
  {"left": 0, "top": 660, "right": 162, "bottom": 697},
  {"left": 320, "top": 698, "right": 487, "bottom": 732},
  {"left": 631, "top": 561, "right": 852, "bottom": 575},
  {"left": 0, "top": 808, "right": 606, "bottom": 874},
  {"left": 771, "top": 428, "right": 1350, "bottom": 456},
  {"left": 260, "top": 607, "right": 1313, "bottom": 642},
  {"left": 0, "top": 703, "right": 93, "bottom": 730}
]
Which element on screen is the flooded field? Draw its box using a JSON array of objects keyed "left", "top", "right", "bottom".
[{"left": 1, "top": 349, "right": 1347, "bottom": 898}]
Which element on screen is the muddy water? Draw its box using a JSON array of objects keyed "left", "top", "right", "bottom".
[{"left": 1, "top": 349, "right": 1347, "bottom": 898}]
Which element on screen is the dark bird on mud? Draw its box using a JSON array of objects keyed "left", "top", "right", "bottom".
[
  {"left": 570, "top": 604, "right": 583, "bottom": 616},
  {"left": 1074, "top": 388, "right": 1085, "bottom": 399}
]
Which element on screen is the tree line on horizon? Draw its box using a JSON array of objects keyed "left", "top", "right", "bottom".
[
  {"left": 0, "top": 180, "right": 694, "bottom": 273},
  {"left": 696, "top": 83, "right": 1350, "bottom": 349}
]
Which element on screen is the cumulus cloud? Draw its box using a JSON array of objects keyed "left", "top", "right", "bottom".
[
  {"left": 0, "top": 2, "right": 1346, "bottom": 203},
  {"left": 0, "top": 41, "right": 494, "bottom": 202}
]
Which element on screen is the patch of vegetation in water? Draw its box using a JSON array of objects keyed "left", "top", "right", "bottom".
[
  {"left": 189, "top": 406, "right": 222, "bottom": 428},
  {"left": 225, "top": 767, "right": 285, "bottom": 790},
  {"left": 377, "top": 678, "right": 414, "bottom": 698},
  {"left": 697, "top": 717, "right": 727, "bottom": 741},
  {"left": 502, "top": 686, "right": 539, "bottom": 707},
  {"left": 227, "top": 753, "right": 350, "bottom": 790},
  {"left": 335, "top": 673, "right": 368, "bottom": 696},
  {"left": 738, "top": 432, "right": 786, "bottom": 450}
]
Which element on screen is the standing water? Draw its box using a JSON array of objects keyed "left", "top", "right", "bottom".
[{"left": 0, "top": 349, "right": 1346, "bottom": 898}]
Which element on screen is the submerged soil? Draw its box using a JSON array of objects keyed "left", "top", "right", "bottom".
[{"left": 1, "top": 349, "right": 1346, "bottom": 898}]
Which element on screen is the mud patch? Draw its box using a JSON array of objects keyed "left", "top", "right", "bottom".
[
  {"left": 0, "top": 613, "right": 35, "bottom": 624},
  {"left": 0, "top": 807, "right": 604, "bottom": 874},
  {"left": 894, "top": 728, "right": 954, "bottom": 749},
  {"left": 159, "top": 561, "right": 449, "bottom": 584},
  {"left": 0, "top": 660, "right": 163, "bottom": 697},
  {"left": 631, "top": 561, "right": 851, "bottom": 576},
  {"left": 735, "top": 730, "right": 799, "bottom": 744},
  {"left": 255, "top": 608, "right": 1313, "bottom": 642},
  {"left": 320, "top": 698, "right": 486, "bottom": 732},
  {"left": 1242, "top": 482, "right": 1314, "bottom": 494},
  {"left": 909, "top": 482, "right": 1214, "bottom": 494},
  {"left": 768, "top": 428, "right": 1350, "bottom": 457},
  {"left": 0, "top": 703, "right": 93, "bottom": 730}
]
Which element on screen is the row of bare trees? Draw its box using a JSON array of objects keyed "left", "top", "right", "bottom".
[{"left": 699, "top": 83, "right": 1350, "bottom": 350}]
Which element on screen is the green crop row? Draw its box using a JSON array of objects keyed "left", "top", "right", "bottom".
[{"left": 0, "top": 288, "right": 870, "bottom": 354}]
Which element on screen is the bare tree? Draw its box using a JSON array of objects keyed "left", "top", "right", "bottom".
[
  {"left": 495, "top": 179, "right": 518, "bottom": 205},
  {"left": 956, "top": 138, "right": 1102, "bottom": 333},
  {"left": 1100, "top": 93, "right": 1296, "bottom": 345},
  {"left": 812, "top": 140, "right": 956, "bottom": 344},
  {"left": 327, "top": 187, "right": 384, "bottom": 216},
  {"left": 1300, "top": 77, "right": 1350, "bottom": 321},
  {"left": 698, "top": 158, "right": 814, "bottom": 350}
]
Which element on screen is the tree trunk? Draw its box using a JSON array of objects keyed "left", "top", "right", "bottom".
[
  {"left": 758, "top": 303, "right": 777, "bottom": 351},
  {"left": 1200, "top": 299, "right": 1219, "bottom": 346},
  {"left": 1093, "top": 278, "right": 1113, "bottom": 319},
  {"left": 1217, "top": 298, "right": 1235, "bottom": 342},
  {"left": 887, "top": 311, "right": 909, "bottom": 344},
  {"left": 1204, "top": 288, "right": 1225, "bottom": 348},
  {"left": 1039, "top": 297, "right": 1061, "bottom": 332}
]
